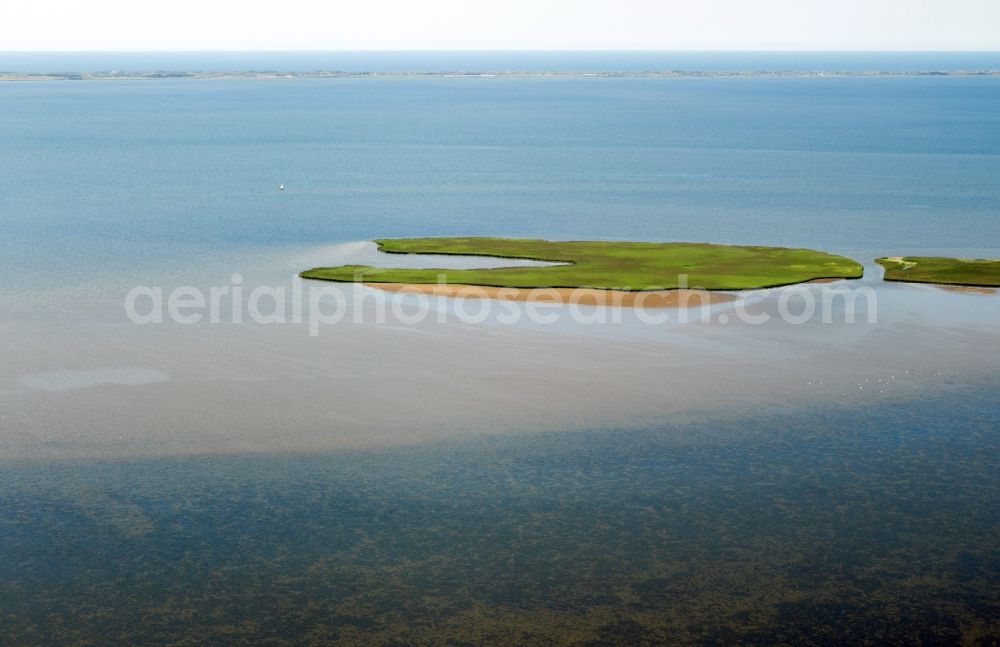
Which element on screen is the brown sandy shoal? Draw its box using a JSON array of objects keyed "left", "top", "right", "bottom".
[
  {"left": 937, "top": 285, "right": 998, "bottom": 295},
  {"left": 365, "top": 283, "right": 736, "bottom": 308}
]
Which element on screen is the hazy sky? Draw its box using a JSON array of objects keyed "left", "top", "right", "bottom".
[{"left": 3, "top": 0, "right": 999, "bottom": 51}]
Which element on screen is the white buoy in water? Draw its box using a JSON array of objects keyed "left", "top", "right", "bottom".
[{"left": 279, "top": 184, "right": 285, "bottom": 191}]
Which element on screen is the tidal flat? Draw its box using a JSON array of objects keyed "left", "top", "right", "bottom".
[{"left": 2, "top": 274, "right": 998, "bottom": 460}]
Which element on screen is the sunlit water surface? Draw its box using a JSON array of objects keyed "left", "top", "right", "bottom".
[{"left": 1, "top": 56, "right": 999, "bottom": 643}]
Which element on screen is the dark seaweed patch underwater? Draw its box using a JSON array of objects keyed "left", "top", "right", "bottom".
[{"left": 1, "top": 382, "right": 999, "bottom": 646}]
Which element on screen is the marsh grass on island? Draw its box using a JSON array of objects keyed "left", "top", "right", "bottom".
[
  {"left": 301, "top": 237, "right": 865, "bottom": 306},
  {"left": 877, "top": 255, "right": 1000, "bottom": 289}
]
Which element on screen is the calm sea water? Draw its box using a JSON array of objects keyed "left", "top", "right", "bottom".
[
  {"left": 1, "top": 55, "right": 999, "bottom": 644},
  {"left": 2, "top": 69, "right": 1000, "bottom": 312}
]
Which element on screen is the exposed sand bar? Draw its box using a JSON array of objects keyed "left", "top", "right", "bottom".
[
  {"left": 365, "top": 283, "right": 737, "bottom": 307},
  {"left": 938, "top": 285, "right": 998, "bottom": 295}
]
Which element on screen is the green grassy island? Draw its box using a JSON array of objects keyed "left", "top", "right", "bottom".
[
  {"left": 876, "top": 256, "right": 1000, "bottom": 287},
  {"left": 302, "top": 237, "right": 864, "bottom": 291}
]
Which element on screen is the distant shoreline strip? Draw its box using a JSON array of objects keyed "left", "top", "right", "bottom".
[{"left": 3, "top": 69, "right": 1000, "bottom": 81}]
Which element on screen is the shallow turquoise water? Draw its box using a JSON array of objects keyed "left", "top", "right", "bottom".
[{"left": 1, "top": 384, "right": 998, "bottom": 644}]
